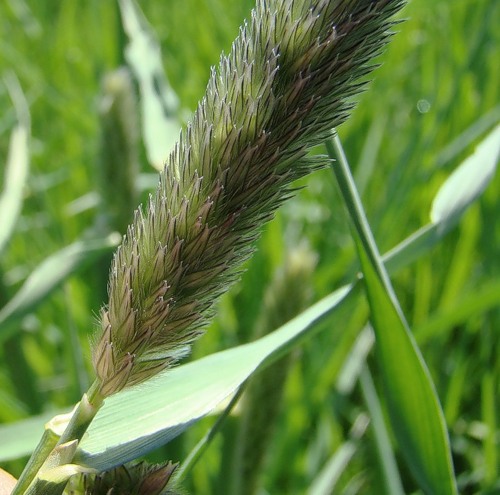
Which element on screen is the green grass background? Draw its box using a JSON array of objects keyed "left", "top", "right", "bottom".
[{"left": 0, "top": 0, "right": 498, "bottom": 493}]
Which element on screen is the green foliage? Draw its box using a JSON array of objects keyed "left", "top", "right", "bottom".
[{"left": 0, "top": 0, "right": 498, "bottom": 494}]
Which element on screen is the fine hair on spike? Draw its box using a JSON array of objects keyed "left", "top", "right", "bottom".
[{"left": 93, "top": 0, "right": 406, "bottom": 396}]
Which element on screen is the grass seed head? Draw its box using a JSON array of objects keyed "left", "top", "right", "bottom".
[{"left": 93, "top": 0, "right": 406, "bottom": 396}]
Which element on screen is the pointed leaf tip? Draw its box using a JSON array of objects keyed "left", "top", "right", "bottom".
[{"left": 431, "top": 124, "right": 500, "bottom": 231}]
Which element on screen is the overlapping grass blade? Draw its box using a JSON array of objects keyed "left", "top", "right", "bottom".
[
  {"left": 356, "top": 239, "right": 457, "bottom": 494},
  {"left": 327, "top": 133, "right": 457, "bottom": 494},
  {"left": 308, "top": 413, "right": 369, "bottom": 495},
  {"left": 359, "top": 364, "right": 404, "bottom": 495}
]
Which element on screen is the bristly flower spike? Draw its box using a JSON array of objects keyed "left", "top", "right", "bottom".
[{"left": 93, "top": 0, "right": 406, "bottom": 396}]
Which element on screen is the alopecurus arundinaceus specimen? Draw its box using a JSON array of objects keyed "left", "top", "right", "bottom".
[{"left": 12, "top": 2, "right": 406, "bottom": 494}]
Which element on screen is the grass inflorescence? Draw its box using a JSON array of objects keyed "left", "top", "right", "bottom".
[
  {"left": 94, "top": 0, "right": 406, "bottom": 397},
  {"left": 0, "top": 0, "right": 498, "bottom": 493}
]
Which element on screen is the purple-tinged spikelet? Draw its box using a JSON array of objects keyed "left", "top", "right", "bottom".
[
  {"left": 93, "top": 0, "right": 405, "bottom": 396},
  {"left": 66, "top": 461, "right": 179, "bottom": 495}
]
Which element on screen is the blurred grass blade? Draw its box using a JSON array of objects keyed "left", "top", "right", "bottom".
[
  {"left": 436, "top": 106, "right": 500, "bottom": 167},
  {"left": 327, "top": 133, "right": 457, "bottom": 495},
  {"left": 382, "top": 224, "right": 440, "bottom": 274},
  {"left": 119, "top": 0, "right": 182, "bottom": 171},
  {"left": 308, "top": 413, "right": 369, "bottom": 495},
  {"left": 0, "top": 234, "right": 120, "bottom": 341},
  {"left": 431, "top": 124, "right": 500, "bottom": 232},
  {"left": 0, "top": 74, "right": 30, "bottom": 256},
  {"left": 481, "top": 370, "right": 498, "bottom": 484},
  {"left": 414, "top": 279, "right": 500, "bottom": 344},
  {"left": 0, "top": 126, "right": 29, "bottom": 256},
  {"left": 359, "top": 365, "right": 404, "bottom": 495}
]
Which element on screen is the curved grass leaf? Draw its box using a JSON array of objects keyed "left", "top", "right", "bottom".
[
  {"left": 384, "top": 123, "right": 500, "bottom": 274},
  {"left": 435, "top": 106, "right": 500, "bottom": 167},
  {"left": 0, "top": 73, "right": 30, "bottom": 256},
  {"left": 327, "top": 134, "right": 457, "bottom": 494},
  {"left": 0, "top": 234, "right": 120, "bottom": 341}
]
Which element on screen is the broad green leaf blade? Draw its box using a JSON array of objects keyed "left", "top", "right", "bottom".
[
  {"left": 0, "top": 124, "right": 29, "bottom": 256},
  {"left": 119, "top": 0, "right": 182, "bottom": 171},
  {"left": 0, "top": 234, "right": 120, "bottom": 341},
  {"left": 358, "top": 244, "right": 457, "bottom": 494},
  {"left": 76, "top": 285, "right": 353, "bottom": 470},
  {"left": 431, "top": 124, "right": 500, "bottom": 232}
]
